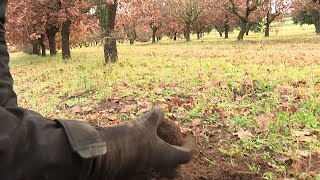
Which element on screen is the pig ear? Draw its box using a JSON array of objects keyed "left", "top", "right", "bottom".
[{"left": 145, "top": 108, "right": 164, "bottom": 129}]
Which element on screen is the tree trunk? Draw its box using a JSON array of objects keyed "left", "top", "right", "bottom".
[
  {"left": 312, "top": 13, "right": 320, "bottom": 34},
  {"left": 61, "top": 20, "right": 71, "bottom": 59},
  {"left": 125, "top": 26, "right": 136, "bottom": 45},
  {"left": 31, "top": 40, "right": 40, "bottom": 55},
  {"left": 265, "top": 22, "right": 270, "bottom": 37},
  {"left": 129, "top": 39, "right": 135, "bottom": 44},
  {"left": 316, "top": 23, "right": 320, "bottom": 34},
  {"left": 39, "top": 35, "right": 46, "bottom": 57},
  {"left": 46, "top": 25, "right": 58, "bottom": 56},
  {"left": 224, "top": 25, "right": 229, "bottom": 39},
  {"left": 173, "top": 32, "right": 177, "bottom": 41},
  {"left": 238, "top": 22, "right": 247, "bottom": 40},
  {"left": 245, "top": 22, "right": 251, "bottom": 36},
  {"left": 225, "top": 31, "right": 229, "bottom": 39},
  {"left": 197, "top": 32, "right": 201, "bottom": 39},
  {"left": 103, "top": 37, "right": 117, "bottom": 63},
  {"left": 152, "top": 27, "right": 157, "bottom": 43},
  {"left": 218, "top": 31, "right": 222, "bottom": 37},
  {"left": 224, "top": 15, "right": 229, "bottom": 39},
  {"left": 98, "top": 1, "right": 118, "bottom": 63},
  {"left": 185, "top": 22, "right": 191, "bottom": 42},
  {"left": 311, "top": 12, "right": 320, "bottom": 34},
  {"left": 129, "top": 30, "right": 136, "bottom": 44}
]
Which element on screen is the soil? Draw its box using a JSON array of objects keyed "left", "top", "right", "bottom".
[
  {"left": 70, "top": 93, "right": 320, "bottom": 179},
  {"left": 90, "top": 97, "right": 278, "bottom": 180},
  {"left": 175, "top": 132, "right": 272, "bottom": 180},
  {"left": 157, "top": 118, "right": 184, "bottom": 146},
  {"left": 158, "top": 122, "right": 274, "bottom": 180}
]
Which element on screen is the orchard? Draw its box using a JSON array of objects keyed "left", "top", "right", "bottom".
[{"left": 5, "top": 0, "right": 320, "bottom": 179}]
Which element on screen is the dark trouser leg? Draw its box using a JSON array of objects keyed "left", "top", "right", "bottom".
[{"left": 0, "top": 0, "right": 18, "bottom": 108}]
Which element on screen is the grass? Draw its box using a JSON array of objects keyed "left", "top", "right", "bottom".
[{"left": 10, "top": 22, "right": 320, "bottom": 178}]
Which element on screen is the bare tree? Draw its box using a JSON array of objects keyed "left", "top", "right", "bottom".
[
  {"left": 225, "top": 0, "right": 267, "bottom": 40},
  {"left": 166, "top": 0, "right": 211, "bottom": 42}
]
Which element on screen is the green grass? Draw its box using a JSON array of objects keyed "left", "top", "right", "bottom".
[{"left": 10, "top": 22, "right": 320, "bottom": 177}]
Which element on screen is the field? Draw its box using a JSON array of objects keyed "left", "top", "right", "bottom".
[{"left": 10, "top": 21, "right": 320, "bottom": 179}]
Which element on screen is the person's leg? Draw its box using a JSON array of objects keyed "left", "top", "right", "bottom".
[{"left": 0, "top": 0, "right": 18, "bottom": 108}]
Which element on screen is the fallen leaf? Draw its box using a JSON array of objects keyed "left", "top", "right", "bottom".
[
  {"left": 296, "top": 150, "right": 310, "bottom": 158},
  {"left": 192, "top": 119, "right": 202, "bottom": 127},
  {"left": 181, "top": 127, "right": 192, "bottom": 135},
  {"left": 293, "top": 130, "right": 311, "bottom": 137},
  {"left": 119, "top": 105, "right": 135, "bottom": 113},
  {"left": 138, "top": 108, "right": 149, "bottom": 114},
  {"left": 154, "top": 88, "right": 164, "bottom": 94},
  {"left": 71, "top": 106, "right": 81, "bottom": 113},
  {"left": 233, "top": 128, "right": 254, "bottom": 140},
  {"left": 171, "top": 98, "right": 183, "bottom": 107},
  {"left": 275, "top": 85, "right": 293, "bottom": 95},
  {"left": 82, "top": 106, "right": 93, "bottom": 113},
  {"left": 256, "top": 113, "right": 269, "bottom": 133},
  {"left": 296, "top": 135, "right": 314, "bottom": 143},
  {"left": 290, "top": 106, "right": 298, "bottom": 113},
  {"left": 107, "top": 115, "right": 117, "bottom": 121},
  {"left": 130, "top": 113, "right": 137, "bottom": 119}
]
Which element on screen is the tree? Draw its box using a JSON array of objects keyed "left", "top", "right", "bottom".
[
  {"left": 96, "top": 0, "right": 118, "bottom": 63},
  {"left": 292, "top": 0, "right": 320, "bottom": 34},
  {"left": 163, "top": 18, "right": 184, "bottom": 41},
  {"left": 6, "top": 0, "right": 46, "bottom": 55},
  {"left": 54, "top": 0, "right": 93, "bottom": 59},
  {"left": 225, "top": 0, "right": 267, "bottom": 40},
  {"left": 166, "top": 0, "right": 212, "bottom": 42},
  {"left": 116, "top": 1, "right": 144, "bottom": 44},
  {"left": 7, "top": 0, "right": 95, "bottom": 59},
  {"left": 46, "top": 25, "right": 59, "bottom": 56},
  {"left": 139, "top": 0, "right": 166, "bottom": 43},
  {"left": 40, "top": 1, "right": 61, "bottom": 56},
  {"left": 210, "top": 2, "right": 238, "bottom": 39},
  {"left": 192, "top": 11, "right": 212, "bottom": 39},
  {"left": 259, "top": 0, "right": 288, "bottom": 37}
]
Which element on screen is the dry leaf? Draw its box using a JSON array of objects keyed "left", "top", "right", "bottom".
[
  {"left": 107, "top": 115, "right": 117, "bottom": 121},
  {"left": 154, "top": 88, "right": 164, "bottom": 94},
  {"left": 119, "top": 105, "right": 135, "bottom": 113},
  {"left": 256, "top": 114, "right": 269, "bottom": 132},
  {"left": 233, "top": 128, "right": 254, "bottom": 140},
  {"left": 181, "top": 127, "right": 192, "bottom": 135},
  {"left": 82, "top": 106, "right": 93, "bottom": 113},
  {"left": 297, "top": 150, "right": 310, "bottom": 158},
  {"left": 192, "top": 119, "right": 202, "bottom": 127},
  {"left": 275, "top": 85, "right": 293, "bottom": 95},
  {"left": 138, "top": 108, "right": 149, "bottom": 114},
  {"left": 71, "top": 106, "right": 81, "bottom": 113},
  {"left": 293, "top": 130, "right": 311, "bottom": 137}
]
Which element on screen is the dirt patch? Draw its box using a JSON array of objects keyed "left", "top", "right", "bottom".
[
  {"left": 156, "top": 120, "right": 271, "bottom": 180},
  {"left": 91, "top": 98, "right": 278, "bottom": 179},
  {"left": 156, "top": 117, "right": 276, "bottom": 180},
  {"left": 288, "top": 152, "right": 320, "bottom": 178},
  {"left": 176, "top": 134, "right": 272, "bottom": 180}
]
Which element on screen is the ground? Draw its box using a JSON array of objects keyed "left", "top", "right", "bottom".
[{"left": 10, "top": 21, "right": 320, "bottom": 179}]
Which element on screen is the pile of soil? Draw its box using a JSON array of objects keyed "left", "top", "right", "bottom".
[{"left": 157, "top": 118, "right": 184, "bottom": 146}]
